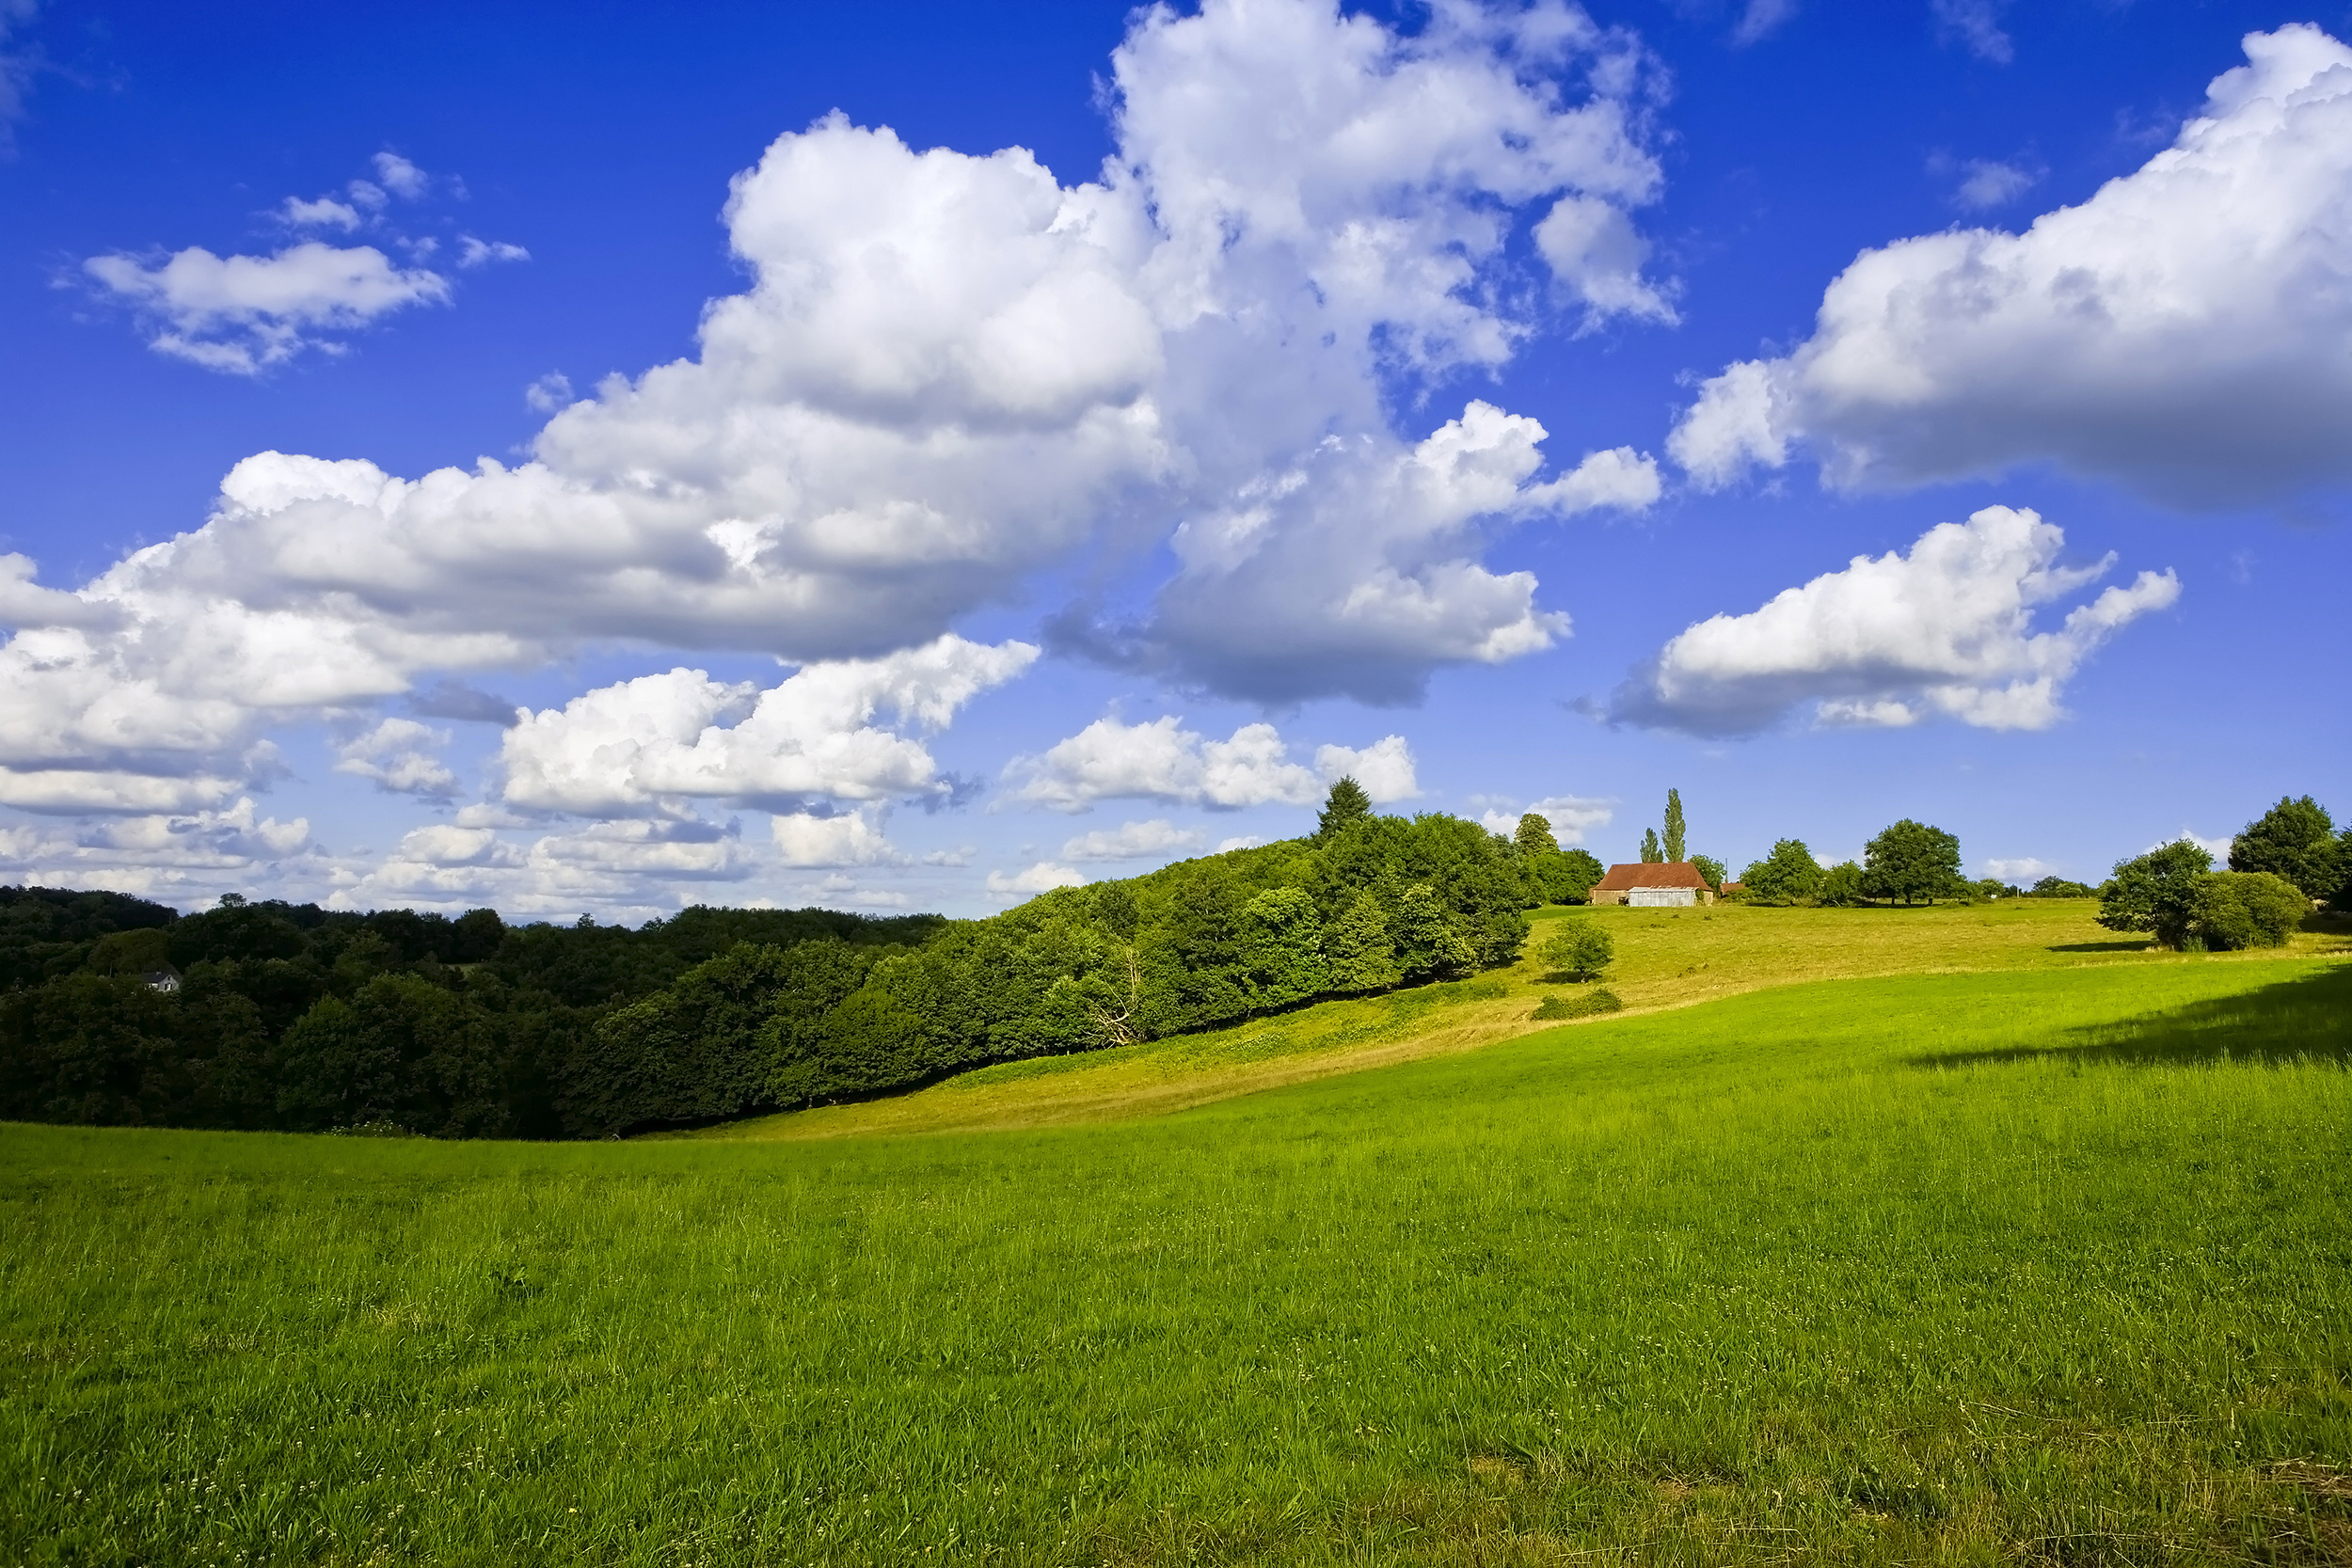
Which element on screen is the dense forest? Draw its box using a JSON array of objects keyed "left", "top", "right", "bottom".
[{"left": 1, "top": 784, "right": 1600, "bottom": 1139}]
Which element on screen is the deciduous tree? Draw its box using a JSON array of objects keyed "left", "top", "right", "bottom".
[
  {"left": 1740, "top": 840, "right": 1823, "bottom": 905},
  {"left": 1863, "top": 820, "right": 1963, "bottom": 905},
  {"left": 2229, "top": 796, "right": 2341, "bottom": 904}
]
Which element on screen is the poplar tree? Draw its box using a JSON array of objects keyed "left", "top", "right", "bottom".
[
  {"left": 1640, "top": 828, "right": 1662, "bottom": 863},
  {"left": 1662, "top": 788, "right": 1687, "bottom": 863}
]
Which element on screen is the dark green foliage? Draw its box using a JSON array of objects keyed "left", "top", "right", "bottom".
[
  {"left": 1513, "top": 813, "right": 1559, "bottom": 857},
  {"left": 1390, "top": 885, "right": 1477, "bottom": 984},
  {"left": 0, "top": 890, "right": 932, "bottom": 1139},
  {"left": 2192, "top": 872, "right": 2307, "bottom": 951},
  {"left": 1741, "top": 839, "right": 1824, "bottom": 905},
  {"left": 0, "top": 807, "right": 1537, "bottom": 1138},
  {"left": 1527, "top": 847, "right": 1602, "bottom": 906},
  {"left": 1240, "top": 887, "right": 1327, "bottom": 1009},
  {"left": 1537, "top": 920, "right": 1614, "bottom": 981},
  {"left": 1974, "top": 879, "right": 2020, "bottom": 900},
  {"left": 1314, "top": 776, "right": 1373, "bottom": 844},
  {"left": 1640, "top": 828, "right": 1662, "bottom": 863},
  {"left": 2099, "top": 840, "right": 2215, "bottom": 948},
  {"left": 0, "top": 885, "right": 178, "bottom": 992},
  {"left": 1863, "top": 819, "right": 1965, "bottom": 905},
  {"left": 1323, "top": 892, "right": 1401, "bottom": 993},
  {"left": 1662, "top": 788, "right": 1687, "bottom": 864},
  {"left": 2029, "top": 877, "right": 2096, "bottom": 898},
  {"left": 1691, "top": 854, "right": 1725, "bottom": 890},
  {"left": 1819, "top": 862, "right": 1867, "bottom": 907},
  {"left": 2229, "top": 796, "right": 2341, "bottom": 903},
  {"left": 1531, "top": 986, "right": 1623, "bottom": 1020}
]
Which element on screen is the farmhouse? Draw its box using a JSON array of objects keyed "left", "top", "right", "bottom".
[{"left": 1590, "top": 862, "right": 1716, "bottom": 908}]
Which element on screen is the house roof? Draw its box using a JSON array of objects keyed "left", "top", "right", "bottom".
[{"left": 1594, "top": 861, "right": 1711, "bottom": 891}]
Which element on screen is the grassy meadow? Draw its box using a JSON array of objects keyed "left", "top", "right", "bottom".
[
  {"left": 4, "top": 908, "right": 2350, "bottom": 1565},
  {"left": 702, "top": 897, "right": 2352, "bottom": 1139}
]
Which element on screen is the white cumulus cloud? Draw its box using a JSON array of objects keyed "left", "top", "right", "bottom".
[
  {"left": 333, "top": 718, "right": 460, "bottom": 800},
  {"left": 1672, "top": 24, "right": 2352, "bottom": 507},
  {"left": 499, "top": 635, "right": 1034, "bottom": 816},
  {"left": 1060, "top": 817, "right": 1202, "bottom": 863},
  {"left": 986, "top": 862, "right": 1089, "bottom": 898},
  {"left": 82, "top": 243, "right": 452, "bottom": 373},
  {"left": 1006, "top": 717, "right": 1416, "bottom": 814},
  {"left": 1610, "top": 506, "right": 2180, "bottom": 736},
  {"left": 771, "top": 807, "right": 903, "bottom": 869},
  {"left": 8, "top": 0, "right": 1674, "bottom": 831}
]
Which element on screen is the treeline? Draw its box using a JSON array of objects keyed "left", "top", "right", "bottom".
[
  {"left": 0, "top": 890, "right": 938, "bottom": 1138},
  {"left": 2, "top": 785, "right": 1568, "bottom": 1138}
]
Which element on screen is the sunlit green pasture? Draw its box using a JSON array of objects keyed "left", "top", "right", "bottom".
[
  {"left": 6, "top": 950, "right": 2349, "bottom": 1565},
  {"left": 705, "top": 896, "right": 2351, "bottom": 1140}
]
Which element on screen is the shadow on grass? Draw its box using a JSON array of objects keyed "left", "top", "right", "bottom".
[
  {"left": 1912, "top": 963, "right": 2352, "bottom": 1070},
  {"left": 2046, "top": 941, "right": 2151, "bottom": 954}
]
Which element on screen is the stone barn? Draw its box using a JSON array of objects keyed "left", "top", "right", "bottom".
[{"left": 1589, "top": 862, "right": 1716, "bottom": 908}]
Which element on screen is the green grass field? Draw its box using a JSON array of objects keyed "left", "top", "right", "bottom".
[{"left": 5, "top": 916, "right": 2350, "bottom": 1564}]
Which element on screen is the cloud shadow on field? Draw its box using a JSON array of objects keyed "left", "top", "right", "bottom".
[{"left": 1910, "top": 963, "right": 2352, "bottom": 1071}]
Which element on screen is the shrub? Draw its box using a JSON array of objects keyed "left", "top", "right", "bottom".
[
  {"left": 1533, "top": 988, "right": 1623, "bottom": 1021},
  {"left": 1537, "top": 921, "right": 1614, "bottom": 981},
  {"left": 2029, "top": 877, "right": 2096, "bottom": 898},
  {"left": 2191, "top": 871, "right": 2307, "bottom": 951}
]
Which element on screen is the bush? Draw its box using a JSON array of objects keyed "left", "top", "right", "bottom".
[
  {"left": 2029, "top": 877, "right": 2096, "bottom": 898},
  {"left": 1533, "top": 988, "right": 1623, "bottom": 1021},
  {"left": 1537, "top": 921, "right": 1614, "bottom": 981},
  {"left": 2191, "top": 872, "right": 2307, "bottom": 951}
]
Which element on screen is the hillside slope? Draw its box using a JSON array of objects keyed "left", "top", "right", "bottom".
[{"left": 692, "top": 898, "right": 2352, "bottom": 1139}]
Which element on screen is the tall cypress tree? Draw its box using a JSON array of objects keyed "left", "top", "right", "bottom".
[{"left": 1662, "top": 788, "right": 1687, "bottom": 863}]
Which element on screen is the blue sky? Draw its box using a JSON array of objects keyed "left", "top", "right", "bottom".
[{"left": 0, "top": 0, "right": 2344, "bottom": 919}]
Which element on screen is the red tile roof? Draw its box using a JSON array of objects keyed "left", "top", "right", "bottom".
[{"left": 1593, "top": 861, "right": 1711, "bottom": 891}]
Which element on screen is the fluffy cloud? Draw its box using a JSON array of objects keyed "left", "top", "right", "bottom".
[
  {"left": 1006, "top": 717, "right": 1416, "bottom": 813},
  {"left": 1060, "top": 817, "right": 1202, "bottom": 863},
  {"left": 1984, "top": 856, "right": 2054, "bottom": 880},
  {"left": 0, "top": 798, "right": 316, "bottom": 903},
  {"left": 8, "top": 0, "right": 1670, "bottom": 838},
  {"left": 1611, "top": 506, "right": 2179, "bottom": 736},
  {"left": 328, "top": 816, "right": 753, "bottom": 918},
  {"left": 1672, "top": 25, "right": 2352, "bottom": 507},
  {"left": 333, "top": 718, "right": 459, "bottom": 800},
  {"left": 1478, "top": 794, "right": 1613, "bottom": 845},
  {"left": 771, "top": 808, "right": 902, "bottom": 868},
  {"left": 500, "top": 636, "right": 1034, "bottom": 816},
  {"left": 985, "top": 862, "right": 1089, "bottom": 898},
  {"left": 82, "top": 243, "right": 452, "bottom": 373},
  {"left": 1129, "top": 404, "right": 1659, "bottom": 703}
]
